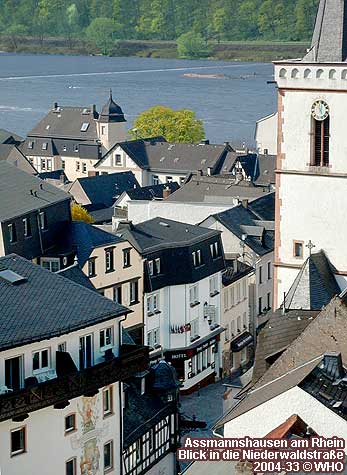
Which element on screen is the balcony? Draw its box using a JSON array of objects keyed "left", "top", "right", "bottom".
[{"left": 0, "top": 345, "right": 149, "bottom": 423}]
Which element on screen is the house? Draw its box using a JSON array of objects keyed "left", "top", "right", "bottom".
[
  {"left": 122, "top": 360, "right": 179, "bottom": 475},
  {"left": 116, "top": 217, "right": 226, "bottom": 393},
  {"left": 0, "top": 253, "right": 149, "bottom": 475},
  {"left": 0, "top": 128, "right": 23, "bottom": 145},
  {"left": 95, "top": 138, "right": 237, "bottom": 186},
  {"left": 0, "top": 144, "right": 37, "bottom": 175},
  {"left": 0, "top": 161, "right": 71, "bottom": 261},
  {"left": 200, "top": 194, "right": 275, "bottom": 330},
  {"left": 21, "top": 92, "right": 127, "bottom": 180},
  {"left": 221, "top": 259, "right": 254, "bottom": 376},
  {"left": 67, "top": 171, "right": 139, "bottom": 211},
  {"left": 114, "top": 182, "right": 180, "bottom": 208},
  {"left": 68, "top": 222, "right": 144, "bottom": 343},
  {"left": 254, "top": 112, "right": 278, "bottom": 155},
  {"left": 230, "top": 153, "right": 276, "bottom": 189}
]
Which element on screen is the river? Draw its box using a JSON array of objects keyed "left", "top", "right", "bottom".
[{"left": 0, "top": 53, "right": 277, "bottom": 146}]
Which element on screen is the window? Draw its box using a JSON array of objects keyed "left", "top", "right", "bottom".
[
  {"left": 100, "top": 327, "right": 113, "bottom": 350},
  {"left": 5, "top": 355, "right": 23, "bottom": 391},
  {"left": 113, "top": 285, "right": 122, "bottom": 304},
  {"left": 81, "top": 122, "right": 89, "bottom": 132},
  {"left": 192, "top": 250, "right": 202, "bottom": 267},
  {"left": 114, "top": 154, "right": 122, "bottom": 166},
  {"left": 62, "top": 159, "right": 65, "bottom": 170},
  {"left": 28, "top": 141, "right": 34, "bottom": 149},
  {"left": 166, "top": 176, "right": 173, "bottom": 183},
  {"left": 152, "top": 175, "right": 159, "bottom": 185},
  {"left": 39, "top": 211, "right": 47, "bottom": 230},
  {"left": 103, "top": 387, "right": 113, "bottom": 417},
  {"left": 293, "top": 241, "right": 303, "bottom": 258},
  {"left": 42, "top": 142, "right": 48, "bottom": 150},
  {"left": 191, "top": 318, "right": 199, "bottom": 337},
  {"left": 312, "top": 115, "right": 330, "bottom": 167},
  {"left": 8, "top": 223, "right": 17, "bottom": 243},
  {"left": 267, "top": 292, "right": 272, "bottom": 310},
  {"left": 76, "top": 161, "right": 80, "bottom": 171},
  {"left": 259, "top": 266, "right": 263, "bottom": 284},
  {"left": 58, "top": 342, "right": 66, "bottom": 352},
  {"left": 147, "top": 328, "right": 160, "bottom": 348},
  {"left": 210, "top": 242, "right": 219, "bottom": 259},
  {"left": 41, "top": 158, "right": 46, "bottom": 171},
  {"left": 101, "top": 126, "right": 106, "bottom": 135},
  {"left": 148, "top": 260, "right": 154, "bottom": 276},
  {"left": 11, "top": 427, "right": 26, "bottom": 456},
  {"left": 62, "top": 145, "right": 67, "bottom": 152},
  {"left": 209, "top": 275, "right": 218, "bottom": 295},
  {"left": 105, "top": 248, "right": 114, "bottom": 272},
  {"left": 225, "top": 324, "right": 230, "bottom": 341},
  {"left": 236, "top": 283, "right": 241, "bottom": 303},
  {"left": 130, "top": 280, "right": 139, "bottom": 304},
  {"left": 180, "top": 176, "right": 186, "bottom": 185},
  {"left": 47, "top": 158, "right": 52, "bottom": 171},
  {"left": 155, "top": 258, "right": 161, "bottom": 274},
  {"left": 82, "top": 163, "right": 87, "bottom": 173},
  {"left": 33, "top": 348, "right": 49, "bottom": 372},
  {"left": 88, "top": 258, "right": 96, "bottom": 277},
  {"left": 258, "top": 297, "right": 262, "bottom": 316},
  {"left": 123, "top": 248, "right": 131, "bottom": 268},
  {"left": 74, "top": 145, "right": 79, "bottom": 153},
  {"left": 267, "top": 262, "right": 271, "bottom": 280},
  {"left": 147, "top": 293, "right": 159, "bottom": 314},
  {"left": 237, "top": 315, "right": 241, "bottom": 332},
  {"left": 65, "top": 414, "right": 76, "bottom": 434},
  {"left": 243, "top": 311, "right": 247, "bottom": 329},
  {"left": 241, "top": 347, "right": 247, "bottom": 363},
  {"left": 41, "top": 258, "right": 60, "bottom": 272},
  {"left": 189, "top": 285, "right": 199, "bottom": 305},
  {"left": 66, "top": 458, "right": 77, "bottom": 475}
]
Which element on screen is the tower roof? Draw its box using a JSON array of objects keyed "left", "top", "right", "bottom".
[
  {"left": 99, "top": 90, "right": 126, "bottom": 123},
  {"left": 303, "top": 0, "right": 347, "bottom": 62}
]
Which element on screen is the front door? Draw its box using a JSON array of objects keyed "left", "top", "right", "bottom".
[
  {"left": 79, "top": 335, "right": 93, "bottom": 370},
  {"left": 5, "top": 356, "right": 23, "bottom": 390}
]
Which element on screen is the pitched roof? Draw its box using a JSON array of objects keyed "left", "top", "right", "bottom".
[
  {"left": 69, "top": 221, "right": 124, "bottom": 267},
  {"left": 212, "top": 201, "right": 274, "bottom": 256},
  {"left": 123, "top": 182, "right": 180, "bottom": 201},
  {"left": 248, "top": 192, "right": 275, "bottom": 221},
  {"left": 0, "top": 128, "right": 23, "bottom": 144},
  {"left": 303, "top": 0, "right": 347, "bottom": 62},
  {"left": 103, "top": 138, "right": 233, "bottom": 173},
  {"left": 116, "top": 217, "right": 220, "bottom": 254},
  {"left": 70, "top": 171, "right": 139, "bottom": 208},
  {"left": 252, "top": 309, "right": 320, "bottom": 384},
  {"left": 57, "top": 263, "right": 96, "bottom": 291},
  {"left": 98, "top": 90, "right": 126, "bottom": 123},
  {"left": 27, "top": 103, "right": 99, "bottom": 141},
  {"left": 0, "top": 254, "right": 129, "bottom": 351},
  {"left": 222, "top": 259, "right": 254, "bottom": 286},
  {"left": 255, "top": 154, "right": 276, "bottom": 186},
  {"left": 166, "top": 175, "right": 271, "bottom": 205},
  {"left": 284, "top": 251, "right": 340, "bottom": 311},
  {"left": 0, "top": 161, "right": 70, "bottom": 222}
]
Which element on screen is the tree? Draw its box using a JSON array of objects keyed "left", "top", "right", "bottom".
[
  {"left": 130, "top": 105, "right": 205, "bottom": 143},
  {"left": 177, "top": 31, "right": 210, "bottom": 58},
  {"left": 71, "top": 203, "right": 94, "bottom": 224},
  {"left": 4, "top": 24, "right": 27, "bottom": 50},
  {"left": 85, "top": 17, "right": 118, "bottom": 55}
]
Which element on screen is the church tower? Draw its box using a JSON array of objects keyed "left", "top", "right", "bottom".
[
  {"left": 97, "top": 91, "right": 127, "bottom": 150},
  {"left": 274, "top": 0, "right": 347, "bottom": 308}
]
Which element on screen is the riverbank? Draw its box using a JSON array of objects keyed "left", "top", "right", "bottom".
[{"left": 0, "top": 36, "right": 308, "bottom": 62}]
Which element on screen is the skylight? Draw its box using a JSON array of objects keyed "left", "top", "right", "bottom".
[
  {"left": 0, "top": 269, "right": 27, "bottom": 285},
  {"left": 81, "top": 122, "right": 89, "bottom": 132}
]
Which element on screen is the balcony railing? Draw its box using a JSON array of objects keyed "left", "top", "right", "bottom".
[{"left": 0, "top": 345, "right": 149, "bottom": 423}]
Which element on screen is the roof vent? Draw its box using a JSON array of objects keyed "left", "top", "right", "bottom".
[
  {"left": 0, "top": 269, "right": 27, "bottom": 285},
  {"left": 159, "top": 221, "right": 169, "bottom": 227}
]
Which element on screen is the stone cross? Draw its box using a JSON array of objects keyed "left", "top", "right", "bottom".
[{"left": 306, "top": 240, "right": 316, "bottom": 257}]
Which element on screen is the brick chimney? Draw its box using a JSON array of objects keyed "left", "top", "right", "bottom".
[{"left": 163, "top": 186, "right": 172, "bottom": 200}]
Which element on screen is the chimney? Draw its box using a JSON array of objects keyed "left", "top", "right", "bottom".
[
  {"left": 162, "top": 186, "right": 172, "bottom": 200},
  {"left": 53, "top": 102, "right": 58, "bottom": 110},
  {"left": 207, "top": 167, "right": 212, "bottom": 176},
  {"left": 197, "top": 169, "right": 203, "bottom": 176},
  {"left": 92, "top": 104, "right": 96, "bottom": 115},
  {"left": 241, "top": 199, "right": 248, "bottom": 209},
  {"left": 118, "top": 220, "right": 133, "bottom": 231},
  {"left": 60, "top": 172, "right": 65, "bottom": 184},
  {"left": 224, "top": 141, "right": 230, "bottom": 147},
  {"left": 200, "top": 139, "right": 210, "bottom": 145}
]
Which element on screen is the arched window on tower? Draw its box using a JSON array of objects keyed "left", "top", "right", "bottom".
[{"left": 311, "top": 100, "right": 330, "bottom": 167}]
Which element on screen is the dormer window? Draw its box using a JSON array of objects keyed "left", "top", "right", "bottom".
[
  {"left": 81, "top": 122, "right": 89, "bottom": 132},
  {"left": 192, "top": 250, "right": 202, "bottom": 267},
  {"left": 210, "top": 242, "right": 219, "bottom": 259},
  {"left": 28, "top": 141, "right": 34, "bottom": 150},
  {"left": 39, "top": 211, "right": 47, "bottom": 230},
  {"left": 100, "top": 327, "right": 113, "bottom": 350},
  {"left": 42, "top": 142, "right": 48, "bottom": 151},
  {"left": 8, "top": 223, "right": 17, "bottom": 243},
  {"left": 23, "top": 217, "right": 31, "bottom": 238},
  {"left": 74, "top": 145, "right": 79, "bottom": 153},
  {"left": 148, "top": 258, "right": 161, "bottom": 276}
]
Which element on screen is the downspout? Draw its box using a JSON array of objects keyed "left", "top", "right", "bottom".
[{"left": 36, "top": 210, "right": 44, "bottom": 255}]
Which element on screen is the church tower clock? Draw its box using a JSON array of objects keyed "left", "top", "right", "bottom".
[{"left": 274, "top": 0, "right": 347, "bottom": 307}]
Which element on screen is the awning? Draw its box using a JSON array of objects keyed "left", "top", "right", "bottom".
[{"left": 230, "top": 332, "right": 253, "bottom": 352}]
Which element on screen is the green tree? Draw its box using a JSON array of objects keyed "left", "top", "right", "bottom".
[
  {"left": 130, "top": 105, "right": 205, "bottom": 143},
  {"left": 4, "top": 23, "right": 27, "bottom": 50},
  {"left": 177, "top": 31, "right": 210, "bottom": 58},
  {"left": 85, "top": 17, "right": 117, "bottom": 54},
  {"left": 212, "top": 8, "right": 229, "bottom": 42}
]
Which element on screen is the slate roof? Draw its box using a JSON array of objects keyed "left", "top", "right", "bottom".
[
  {"left": 212, "top": 201, "right": 274, "bottom": 256},
  {"left": 248, "top": 192, "right": 275, "bottom": 221},
  {"left": 70, "top": 171, "right": 139, "bottom": 208},
  {"left": 57, "top": 263, "right": 96, "bottom": 291},
  {"left": 117, "top": 217, "right": 220, "bottom": 254},
  {"left": 38, "top": 169, "right": 67, "bottom": 182},
  {"left": 27, "top": 103, "right": 99, "bottom": 141},
  {"left": 68, "top": 221, "right": 124, "bottom": 267},
  {"left": 0, "top": 254, "right": 130, "bottom": 351},
  {"left": 222, "top": 259, "right": 254, "bottom": 286},
  {"left": 0, "top": 143, "right": 15, "bottom": 160},
  {"left": 283, "top": 251, "right": 340, "bottom": 311},
  {"left": 166, "top": 175, "right": 271, "bottom": 204},
  {"left": 89, "top": 207, "right": 114, "bottom": 224},
  {"left": 98, "top": 91, "right": 126, "bottom": 123},
  {"left": 99, "top": 138, "right": 234, "bottom": 174},
  {"left": 303, "top": 0, "right": 347, "bottom": 62},
  {"left": 0, "top": 161, "right": 70, "bottom": 222},
  {"left": 0, "top": 128, "right": 23, "bottom": 144},
  {"left": 252, "top": 309, "right": 320, "bottom": 385},
  {"left": 121, "top": 181, "right": 180, "bottom": 202},
  {"left": 255, "top": 154, "right": 276, "bottom": 186}
]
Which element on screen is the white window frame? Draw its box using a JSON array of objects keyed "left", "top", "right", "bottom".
[
  {"left": 39, "top": 211, "right": 47, "bottom": 230},
  {"left": 100, "top": 327, "right": 113, "bottom": 350},
  {"left": 103, "top": 386, "right": 113, "bottom": 417},
  {"left": 147, "top": 293, "right": 159, "bottom": 314},
  {"left": 65, "top": 457, "right": 77, "bottom": 475},
  {"left": 147, "top": 328, "right": 160, "bottom": 348},
  {"left": 65, "top": 413, "right": 76, "bottom": 434},
  {"left": 209, "top": 275, "right": 218, "bottom": 295},
  {"left": 11, "top": 426, "right": 26, "bottom": 456},
  {"left": 155, "top": 258, "right": 161, "bottom": 274},
  {"left": 210, "top": 241, "right": 219, "bottom": 259},
  {"left": 32, "top": 348, "right": 50, "bottom": 373},
  {"left": 41, "top": 258, "right": 60, "bottom": 273},
  {"left": 189, "top": 285, "right": 199, "bottom": 305},
  {"left": 152, "top": 175, "right": 159, "bottom": 185},
  {"left": 114, "top": 154, "right": 122, "bottom": 166},
  {"left": 130, "top": 280, "right": 138, "bottom": 304},
  {"left": 148, "top": 260, "right": 154, "bottom": 276},
  {"left": 191, "top": 317, "right": 199, "bottom": 337}
]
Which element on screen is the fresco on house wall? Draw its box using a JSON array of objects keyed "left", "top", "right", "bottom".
[{"left": 78, "top": 396, "right": 100, "bottom": 475}]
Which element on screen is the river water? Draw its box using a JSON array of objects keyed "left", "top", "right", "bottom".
[{"left": 0, "top": 53, "right": 277, "bottom": 145}]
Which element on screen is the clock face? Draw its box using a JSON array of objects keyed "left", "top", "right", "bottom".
[{"left": 311, "top": 100, "right": 329, "bottom": 121}]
